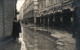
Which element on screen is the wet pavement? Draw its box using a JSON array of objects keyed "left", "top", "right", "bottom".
[{"left": 22, "top": 25, "right": 76, "bottom": 50}]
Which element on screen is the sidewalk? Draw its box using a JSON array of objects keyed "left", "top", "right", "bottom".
[
  {"left": 0, "top": 36, "right": 21, "bottom": 50},
  {"left": 0, "top": 36, "right": 13, "bottom": 45}
]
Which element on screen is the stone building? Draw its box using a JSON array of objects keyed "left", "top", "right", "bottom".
[
  {"left": 0, "top": 0, "right": 17, "bottom": 39},
  {"left": 21, "top": 0, "right": 38, "bottom": 24}
]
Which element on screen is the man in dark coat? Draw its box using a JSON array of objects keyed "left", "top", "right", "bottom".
[
  {"left": 12, "top": 20, "right": 21, "bottom": 41},
  {"left": 72, "top": 0, "right": 80, "bottom": 50}
]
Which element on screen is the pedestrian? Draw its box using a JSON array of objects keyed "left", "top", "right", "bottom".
[
  {"left": 72, "top": 0, "right": 80, "bottom": 50},
  {"left": 12, "top": 19, "right": 21, "bottom": 41}
]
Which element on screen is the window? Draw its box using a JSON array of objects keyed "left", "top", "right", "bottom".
[
  {"left": 57, "top": 0, "right": 61, "bottom": 3},
  {"left": 62, "top": 0, "right": 70, "bottom": 3},
  {"left": 53, "top": 0, "right": 57, "bottom": 4},
  {"left": 43, "top": 0, "right": 46, "bottom": 7}
]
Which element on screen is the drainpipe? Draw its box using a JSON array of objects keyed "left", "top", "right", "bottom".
[{"left": 2, "top": 0, "right": 5, "bottom": 37}]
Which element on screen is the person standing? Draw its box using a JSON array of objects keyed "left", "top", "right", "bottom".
[
  {"left": 72, "top": 0, "right": 80, "bottom": 50},
  {"left": 12, "top": 20, "right": 21, "bottom": 41}
]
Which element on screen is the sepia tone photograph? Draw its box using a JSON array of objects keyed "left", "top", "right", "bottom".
[{"left": 0, "top": 0, "right": 80, "bottom": 50}]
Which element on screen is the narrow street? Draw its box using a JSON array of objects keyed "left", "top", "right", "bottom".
[{"left": 0, "top": 0, "right": 80, "bottom": 50}]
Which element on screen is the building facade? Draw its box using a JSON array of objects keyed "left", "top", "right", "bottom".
[
  {"left": 20, "top": 0, "right": 39, "bottom": 24},
  {"left": 0, "top": 0, "right": 17, "bottom": 39}
]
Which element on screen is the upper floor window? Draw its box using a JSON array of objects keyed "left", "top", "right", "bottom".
[
  {"left": 43, "top": 0, "right": 46, "bottom": 7},
  {"left": 56, "top": 0, "right": 61, "bottom": 4},
  {"left": 62, "top": 0, "right": 70, "bottom": 3},
  {"left": 53, "top": 0, "right": 57, "bottom": 5}
]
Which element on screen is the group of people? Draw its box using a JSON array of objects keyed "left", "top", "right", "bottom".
[{"left": 71, "top": 0, "right": 80, "bottom": 50}]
